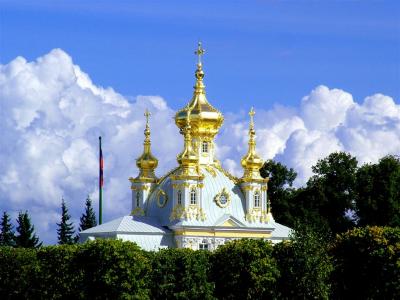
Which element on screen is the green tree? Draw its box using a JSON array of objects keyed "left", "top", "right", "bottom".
[
  {"left": 0, "top": 211, "right": 15, "bottom": 247},
  {"left": 273, "top": 223, "right": 333, "bottom": 299},
  {"left": 0, "top": 246, "right": 38, "bottom": 299},
  {"left": 260, "top": 160, "right": 297, "bottom": 227},
  {"left": 57, "top": 198, "right": 76, "bottom": 245},
  {"left": 300, "top": 152, "right": 358, "bottom": 233},
  {"left": 355, "top": 155, "right": 400, "bottom": 227},
  {"left": 76, "top": 239, "right": 150, "bottom": 299},
  {"left": 331, "top": 226, "right": 400, "bottom": 299},
  {"left": 211, "top": 239, "right": 279, "bottom": 299},
  {"left": 15, "top": 211, "right": 42, "bottom": 248},
  {"left": 79, "top": 195, "right": 97, "bottom": 232},
  {"left": 149, "top": 248, "right": 214, "bottom": 299}
]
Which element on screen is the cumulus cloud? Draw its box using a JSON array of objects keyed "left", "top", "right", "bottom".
[
  {"left": 0, "top": 49, "right": 399, "bottom": 243},
  {"left": 217, "top": 86, "right": 400, "bottom": 185},
  {"left": 0, "top": 49, "right": 181, "bottom": 243}
]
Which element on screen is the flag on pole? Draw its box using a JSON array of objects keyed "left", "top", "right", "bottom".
[{"left": 99, "top": 136, "right": 103, "bottom": 225}]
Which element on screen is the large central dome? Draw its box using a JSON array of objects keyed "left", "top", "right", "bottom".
[{"left": 175, "top": 43, "right": 223, "bottom": 140}]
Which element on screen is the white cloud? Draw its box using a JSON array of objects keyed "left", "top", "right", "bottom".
[{"left": 0, "top": 49, "right": 399, "bottom": 243}]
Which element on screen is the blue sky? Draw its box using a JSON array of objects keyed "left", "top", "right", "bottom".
[
  {"left": 1, "top": 0, "right": 399, "bottom": 112},
  {"left": 0, "top": 1, "right": 399, "bottom": 244}
]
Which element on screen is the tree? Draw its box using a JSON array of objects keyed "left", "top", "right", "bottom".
[
  {"left": 149, "top": 248, "right": 214, "bottom": 299},
  {"left": 331, "top": 226, "right": 400, "bottom": 299},
  {"left": 79, "top": 195, "right": 97, "bottom": 232},
  {"left": 0, "top": 212, "right": 15, "bottom": 247},
  {"left": 15, "top": 211, "right": 41, "bottom": 248},
  {"left": 355, "top": 155, "right": 400, "bottom": 227},
  {"left": 57, "top": 198, "right": 76, "bottom": 245},
  {"left": 211, "top": 239, "right": 279, "bottom": 299},
  {"left": 260, "top": 160, "right": 297, "bottom": 226},
  {"left": 273, "top": 223, "right": 333, "bottom": 299},
  {"left": 301, "top": 152, "right": 358, "bottom": 233}
]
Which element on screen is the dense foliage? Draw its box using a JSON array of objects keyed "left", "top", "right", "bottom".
[
  {"left": 330, "top": 226, "right": 400, "bottom": 299},
  {"left": 260, "top": 152, "right": 400, "bottom": 234},
  {"left": 0, "top": 227, "right": 398, "bottom": 299},
  {"left": 211, "top": 238, "right": 279, "bottom": 299},
  {"left": 273, "top": 224, "right": 333, "bottom": 299}
]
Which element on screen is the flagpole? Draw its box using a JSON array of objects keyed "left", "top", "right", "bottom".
[{"left": 99, "top": 136, "right": 103, "bottom": 225}]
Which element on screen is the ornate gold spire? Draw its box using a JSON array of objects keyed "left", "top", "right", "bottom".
[
  {"left": 135, "top": 109, "right": 158, "bottom": 181},
  {"left": 175, "top": 42, "right": 223, "bottom": 142},
  {"left": 241, "top": 107, "right": 265, "bottom": 182}
]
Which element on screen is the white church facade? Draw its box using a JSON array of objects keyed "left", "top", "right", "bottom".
[{"left": 80, "top": 44, "right": 291, "bottom": 251}]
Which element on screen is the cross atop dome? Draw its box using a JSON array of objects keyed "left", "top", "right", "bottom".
[{"left": 194, "top": 41, "right": 205, "bottom": 65}]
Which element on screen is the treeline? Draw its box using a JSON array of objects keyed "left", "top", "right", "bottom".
[
  {"left": 0, "top": 196, "right": 96, "bottom": 247},
  {"left": 260, "top": 152, "right": 400, "bottom": 234},
  {"left": 0, "top": 226, "right": 399, "bottom": 299}
]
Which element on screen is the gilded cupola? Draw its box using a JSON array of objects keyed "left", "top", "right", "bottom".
[
  {"left": 241, "top": 107, "right": 265, "bottom": 182},
  {"left": 135, "top": 109, "right": 158, "bottom": 181},
  {"left": 175, "top": 42, "right": 224, "bottom": 141}
]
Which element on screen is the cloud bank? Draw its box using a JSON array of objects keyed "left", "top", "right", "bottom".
[{"left": 0, "top": 49, "right": 399, "bottom": 243}]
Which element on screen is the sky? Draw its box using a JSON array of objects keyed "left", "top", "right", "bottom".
[{"left": 0, "top": 1, "right": 399, "bottom": 244}]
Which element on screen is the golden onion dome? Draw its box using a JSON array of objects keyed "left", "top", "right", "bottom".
[
  {"left": 175, "top": 42, "right": 224, "bottom": 139},
  {"left": 135, "top": 109, "right": 158, "bottom": 181},
  {"left": 241, "top": 107, "right": 265, "bottom": 182}
]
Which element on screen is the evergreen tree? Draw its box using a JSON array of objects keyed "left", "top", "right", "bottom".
[
  {"left": 57, "top": 198, "right": 76, "bottom": 245},
  {"left": 79, "top": 195, "right": 97, "bottom": 232},
  {"left": 0, "top": 211, "right": 15, "bottom": 246},
  {"left": 15, "top": 211, "right": 42, "bottom": 248}
]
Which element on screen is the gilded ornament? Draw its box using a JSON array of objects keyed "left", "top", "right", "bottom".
[
  {"left": 214, "top": 187, "right": 231, "bottom": 208},
  {"left": 156, "top": 189, "right": 168, "bottom": 208},
  {"left": 131, "top": 207, "right": 145, "bottom": 216}
]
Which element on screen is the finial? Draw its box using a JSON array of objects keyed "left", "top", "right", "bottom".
[
  {"left": 249, "top": 107, "right": 255, "bottom": 127},
  {"left": 144, "top": 109, "right": 151, "bottom": 128},
  {"left": 194, "top": 41, "right": 205, "bottom": 65}
]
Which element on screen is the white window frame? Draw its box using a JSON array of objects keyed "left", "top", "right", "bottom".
[
  {"left": 190, "top": 188, "right": 197, "bottom": 205},
  {"left": 202, "top": 141, "right": 208, "bottom": 153},
  {"left": 177, "top": 190, "right": 182, "bottom": 205},
  {"left": 254, "top": 191, "right": 261, "bottom": 208},
  {"left": 136, "top": 191, "right": 140, "bottom": 207}
]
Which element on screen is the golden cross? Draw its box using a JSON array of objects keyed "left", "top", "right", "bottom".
[
  {"left": 194, "top": 41, "right": 205, "bottom": 64},
  {"left": 249, "top": 107, "right": 255, "bottom": 125},
  {"left": 144, "top": 109, "right": 151, "bottom": 126}
]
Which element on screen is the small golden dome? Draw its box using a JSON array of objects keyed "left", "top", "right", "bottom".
[
  {"left": 135, "top": 109, "right": 158, "bottom": 181},
  {"left": 241, "top": 107, "right": 265, "bottom": 182}
]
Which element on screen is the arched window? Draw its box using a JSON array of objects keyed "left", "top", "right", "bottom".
[
  {"left": 190, "top": 188, "right": 197, "bottom": 205},
  {"left": 177, "top": 190, "right": 182, "bottom": 205},
  {"left": 254, "top": 191, "right": 260, "bottom": 208},
  {"left": 202, "top": 141, "right": 208, "bottom": 153},
  {"left": 136, "top": 191, "right": 140, "bottom": 207}
]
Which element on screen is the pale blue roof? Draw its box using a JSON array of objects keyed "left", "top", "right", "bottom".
[
  {"left": 146, "top": 166, "right": 278, "bottom": 229},
  {"left": 80, "top": 215, "right": 171, "bottom": 234}
]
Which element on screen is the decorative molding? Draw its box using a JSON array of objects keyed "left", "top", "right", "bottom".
[
  {"left": 205, "top": 165, "right": 217, "bottom": 177},
  {"left": 245, "top": 208, "right": 273, "bottom": 223},
  {"left": 156, "top": 189, "right": 168, "bottom": 208},
  {"left": 131, "top": 185, "right": 150, "bottom": 191},
  {"left": 130, "top": 207, "right": 145, "bottom": 216},
  {"left": 169, "top": 204, "right": 207, "bottom": 221},
  {"left": 214, "top": 163, "right": 239, "bottom": 184},
  {"left": 214, "top": 187, "right": 231, "bottom": 208}
]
